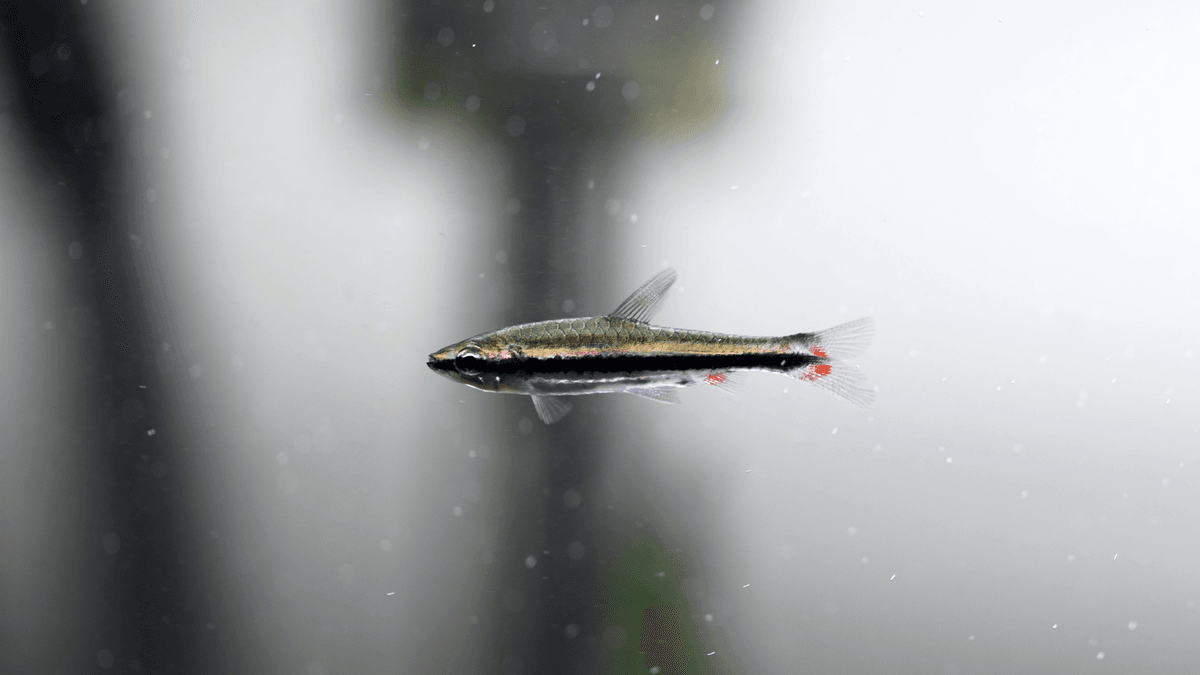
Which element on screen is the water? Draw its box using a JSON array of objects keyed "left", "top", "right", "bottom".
[{"left": 1, "top": 0, "right": 1197, "bottom": 673}]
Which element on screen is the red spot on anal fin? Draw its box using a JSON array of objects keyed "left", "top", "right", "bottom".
[
  {"left": 798, "top": 363, "right": 833, "bottom": 382},
  {"left": 811, "top": 346, "right": 828, "bottom": 358},
  {"left": 705, "top": 372, "right": 727, "bottom": 385}
]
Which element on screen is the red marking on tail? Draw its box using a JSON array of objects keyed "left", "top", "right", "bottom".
[
  {"left": 798, "top": 363, "right": 833, "bottom": 382},
  {"left": 811, "top": 346, "right": 828, "bottom": 358},
  {"left": 705, "top": 373, "right": 727, "bottom": 385}
]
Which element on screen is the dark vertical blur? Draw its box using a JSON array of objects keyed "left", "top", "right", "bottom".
[
  {"left": 397, "top": 2, "right": 734, "bottom": 672},
  {"left": 0, "top": 1, "right": 208, "bottom": 672}
]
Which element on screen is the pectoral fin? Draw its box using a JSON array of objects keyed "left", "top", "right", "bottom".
[{"left": 531, "top": 395, "right": 574, "bottom": 424}]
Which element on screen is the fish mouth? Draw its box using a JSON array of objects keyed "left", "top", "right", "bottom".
[{"left": 427, "top": 349, "right": 458, "bottom": 376}]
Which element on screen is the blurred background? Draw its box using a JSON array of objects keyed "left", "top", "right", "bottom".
[{"left": 1, "top": 0, "right": 1197, "bottom": 673}]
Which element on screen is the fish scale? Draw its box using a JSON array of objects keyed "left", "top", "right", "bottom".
[{"left": 490, "top": 317, "right": 784, "bottom": 359}]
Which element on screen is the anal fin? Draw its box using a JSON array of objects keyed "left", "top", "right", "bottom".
[
  {"left": 700, "top": 371, "right": 745, "bottom": 394},
  {"left": 623, "top": 387, "right": 681, "bottom": 404},
  {"left": 531, "top": 395, "right": 574, "bottom": 424}
]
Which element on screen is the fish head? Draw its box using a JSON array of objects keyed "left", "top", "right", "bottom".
[
  {"left": 427, "top": 339, "right": 494, "bottom": 392},
  {"left": 427, "top": 333, "right": 522, "bottom": 393}
]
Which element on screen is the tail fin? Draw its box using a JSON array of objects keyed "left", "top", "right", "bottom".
[
  {"left": 795, "top": 317, "right": 874, "bottom": 360},
  {"left": 787, "top": 317, "right": 875, "bottom": 407}
]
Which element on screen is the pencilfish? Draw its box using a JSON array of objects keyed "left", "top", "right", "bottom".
[{"left": 427, "top": 269, "right": 874, "bottom": 424}]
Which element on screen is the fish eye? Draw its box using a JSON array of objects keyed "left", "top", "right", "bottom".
[{"left": 455, "top": 349, "right": 485, "bottom": 373}]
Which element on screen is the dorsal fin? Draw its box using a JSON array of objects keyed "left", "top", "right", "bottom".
[{"left": 609, "top": 268, "right": 677, "bottom": 323}]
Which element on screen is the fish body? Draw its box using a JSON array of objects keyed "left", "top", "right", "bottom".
[{"left": 428, "top": 269, "right": 873, "bottom": 423}]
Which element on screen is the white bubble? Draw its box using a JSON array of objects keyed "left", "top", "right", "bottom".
[
  {"left": 483, "top": 0, "right": 494, "bottom": 12},
  {"left": 453, "top": 505, "right": 463, "bottom": 516},
  {"left": 1128, "top": 620, "right": 1137, "bottom": 630},
  {"left": 102, "top": 532, "right": 121, "bottom": 555},
  {"left": 466, "top": 94, "right": 481, "bottom": 112},
  {"left": 592, "top": 6, "right": 614, "bottom": 28},
  {"left": 585, "top": 81, "right": 595, "bottom": 92},
  {"left": 700, "top": 4, "right": 715, "bottom": 20},
  {"left": 567, "top": 541, "right": 586, "bottom": 560},
  {"left": 603, "top": 625, "right": 627, "bottom": 648},
  {"left": 564, "top": 623, "right": 579, "bottom": 638},
  {"left": 437, "top": 27, "right": 455, "bottom": 47},
  {"left": 525, "top": 555, "right": 537, "bottom": 568},
  {"left": 506, "top": 116, "right": 526, "bottom": 137},
  {"left": 621, "top": 81, "right": 640, "bottom": 100},
  {"left": 418, "top": 137, "right": 430, "bottom": 150},
  {"left": 563, "top": 488, "right": 583, "bottom": 508},
  {"left": 704, "top": 613, "right": 713, "bottom": 622},
  {"left": 847, "top": 526, "right": 857, "bottom": 536},
  {"left": 1096, "top": 652, "right": 1105, "bottom": 660},
  {"left": 276, "top": 452, "right": 288, "bottom": 465}
]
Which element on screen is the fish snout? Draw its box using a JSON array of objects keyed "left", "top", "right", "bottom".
[{"left": 427, "top": 346, "right": 459, "bottom": 376}]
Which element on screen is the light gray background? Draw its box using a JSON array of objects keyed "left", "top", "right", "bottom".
[{"left": 2, "top": 1, "right": 1197, "bottom": 673}]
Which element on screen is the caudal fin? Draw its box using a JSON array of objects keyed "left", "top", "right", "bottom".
[
  {"left": 787, "top": 317, "right": 875, "bottom": 407},
  {"left": 797, "top": 317, "right": 874, "bottom": 360}
]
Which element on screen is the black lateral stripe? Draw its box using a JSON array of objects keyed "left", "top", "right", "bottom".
[{"left": 486, "top": 353, "right": 821, "bottom": 374}]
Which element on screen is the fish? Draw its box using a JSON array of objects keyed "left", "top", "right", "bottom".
[{"left": 427, "top": 269, "right": 874, "bottom": 424}]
